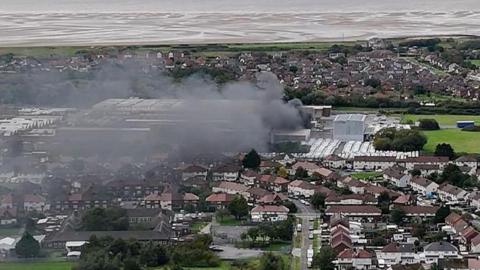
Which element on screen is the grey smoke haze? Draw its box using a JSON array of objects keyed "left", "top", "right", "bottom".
[{"left": 35, "top": 63, "right": 304, "bottom": 159}]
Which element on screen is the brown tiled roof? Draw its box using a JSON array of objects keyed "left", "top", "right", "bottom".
[
  {"left": 399, "top": 205, "right": 438, "bottom": 215},
  {"left": 354, "top": 156, "right": 396, "bottom": 162},
  {"left": 445, "top": 212, "right": 463, "bottom": 225},
  {"left": 325, "top": 205, "right": 382, "bottom": 215},
  {"left": 405, "top": 156, "right": 449, "bottom": 163},
  {"left": 205, "top": 193, "right": 235, "bottom": 203},
  {"left": 251, "top": 205, "right": 289, "bottom": 213},
  {"left": 410, "top": 176, "right": 436, "bottom": 188},
  {"left": 183, "top": 193, "right": 199, "bottom": 201},
  {"left": 393, "top": 194, "right": 413, "bottom": 204},
  {"left": 325, "top": 194, "right": 376, "bottom": 203},
  {"left": 337, "top": 248, "right": 373, "bottom": 259},
  {"left": 471, "top": 234, "right": 480, "bottom": 246},
  {"left": 215, "top": 181, "right": 249, "bottom": 192},
  {"left": 455, "top": 155, "right": 478, "bottom": 163},
  {"left": 438, "top": 183, "right": 466, "bottom": 196}
]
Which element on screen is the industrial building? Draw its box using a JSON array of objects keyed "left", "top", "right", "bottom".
[{"left": 333, "top": 114, "right": 366, "bottom": 142}]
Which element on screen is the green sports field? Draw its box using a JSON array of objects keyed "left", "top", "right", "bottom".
[
  {"left": 422, "top": 129, "right": 480, "bottom": 153},
  {"left": 0, "top": 261, "right": 73, "bottom": 270},
  {"left": 401, "top": 114, "right": 480, "bottom": 126}
]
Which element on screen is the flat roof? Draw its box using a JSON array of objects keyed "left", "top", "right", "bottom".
[{"left": 334, "top": 114, "right": 366, "bottom": 122}]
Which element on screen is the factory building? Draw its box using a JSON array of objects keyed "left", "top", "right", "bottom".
[{"left": 333, "top": 114, "right": 366, "bottom": 142}]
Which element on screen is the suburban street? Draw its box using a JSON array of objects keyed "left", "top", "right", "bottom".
[{"left": 292, "top": 199, "right": 320, "bottom": 270}]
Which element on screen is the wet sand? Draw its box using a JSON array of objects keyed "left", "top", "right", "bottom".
[{"left": 0, "top": 11, "right": 479, "bottom": 46}]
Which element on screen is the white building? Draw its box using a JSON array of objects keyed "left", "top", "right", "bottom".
[
  {"left": 423, "top": 241, "right": 459, "bottom": 263},
  {"left": 409, "top": 176, "right": 439, "bottom": 196},
  {"left": 376, "top": 242, "right": 418, "bottom": 266},
  {"left": 437, "top": 183, "right": 467, "bottom": 204},
  {"left": 250, "top": 205, "right": 289, "bottom": 222},
  {"left": 333, "top": 114, "right": 366, "bottom": 142}
]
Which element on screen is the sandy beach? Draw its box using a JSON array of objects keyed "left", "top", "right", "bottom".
[{"left": 0, "top": 0, "right": 479, "bottom": 46}]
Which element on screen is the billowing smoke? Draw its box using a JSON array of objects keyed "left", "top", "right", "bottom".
[{"left": 34, "top": 63, "right": 304, "bottom": 160}]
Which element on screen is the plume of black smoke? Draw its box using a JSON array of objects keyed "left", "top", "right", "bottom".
[{"left": 22, "top": 61, "right": 303, "bottom": 159}]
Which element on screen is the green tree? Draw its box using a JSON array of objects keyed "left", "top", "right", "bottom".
[
  {"left": 242, "top": 149, "right": 261, "bottom": 169},
  {"left": 295, "top": 167, "right": 309, "bottom": 179},
  {"left": 82, "top": 207, "right": 129, "bottom": 231},
  {"left": 434, "top": 206, "right": 451, "bottom": 224},
  {"left": 259, "top": 252, "right": 285, "bottom": 270},
  {"left": 312, "top": 246, "right": 336, "bottom": 270},
  {"left": 139, "top": 242, "right": 169, "bottom": 267},
  {"left": 390, "top": 208, "right": 406, "bottom": 225},
  {"left": 228, "top": 196, "right": 249, "bottom": 220},
  {"left": 311, "top": 192, "right": 326, "bottom": 210},
  {"left": 435, "top": 143, "right": 455, "bottom": 160},
  {"left": 282, "top": 201, "right": 298, "bottom": 213},
  {"left": 15, "top": 232, "right": 40, "bottom": 258},
  {"left": 418, "top": 119, "right": 440, "bottom": 130}
]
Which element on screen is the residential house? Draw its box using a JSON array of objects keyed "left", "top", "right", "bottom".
[
  {"left": 212, "top": 181, "right": 250, "bottom": 199},
  {"left": 403, "top": 156, "right": 449, "bottom": 170},
  {"left": 438, "top": 258, "right": 480, "bottom": 270},
  {"left": 181, "top": 164, "right": 208, "bottom": 180},
  {"left": 325, "top": 194, "right": 377, "bottom": 206},
  {"left": 257, "top": 175, "right": 290, "bottom": 192},
  {"left": 205, "top": 193, "right": 235, "bottom": 209},
  {"left": 250, "top": 205, "right": 289, "bottom": 222},
  {"left": 211, "top": 164, "right": 240, "bottom": 181},
  {"left": 0, "top": 208, "right": 16, "bottom": 225},
  {"left": 323, "top": 154, "right": 347, "bottom": 169},
  {"left": 376, "top": 242, "right": 418, "bottom": 266},
  {"left": 469, "top": 192, "right": 480, "bottom": 209},
  {"left": 336, "top": 248, "right": 374, "bottom": 270},
  {"left": 471, "top": 234, "right": 480, "bottom": 253},
  {"left": 325, "top": 205, "right": 382, "bottom": 222},
  {"left": 23, "top": 194, "right": 49, "bottom": 212},
  {"left": 409, "top": 176, "right": 439, "bottom": 196},
  {"left": 423, "top": 241, "right": 459, "bottom": 264},
  {"left": 0, "top": 194, "right": 14, "bottom": 209},
  {"left": 455, "top": 155, "right": 478, "bottom": 174},
  {"left": 287, "top": 180, "right": 333, "bottom": 198},
  {"left": 398, "top": 205, "right": 438, "bottom": 220},
  {"left": 437, "top": 183, "right": 467, "bottom": 204},
  {"left": 413, "top": 164, "right": 441, "bottom": 177},
  {"left": 383, "top": 167, "right": 411, "bottom": 188},
  {"left": 239, "top": 170, "right": 259, "bottom": 186},
  {"left": 353, "top": 156, "right": 396, "bottom": 170}
]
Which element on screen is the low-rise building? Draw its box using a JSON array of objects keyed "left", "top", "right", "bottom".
[
  {"left": 409, "top": 176, "right": 439, "bottom": 196},
  {"left": 353, "top": 156, "right": 396, "bottom": 170},
  {"left": 376, "top": 242, "right": 417, "bottom": 266},
  {"left": 437, "top": 183, "right": 467, "bottom": 204},
  {"left": 325, "top": 205, "right": 382, "bottom": 222},
  {"left": 423, "top": 241, "right": 459, "bottom": 264},
  {"left": 336, "top": 248, "right": 374, "bottom": 270},
  {"left": 383, "top": 167, "right": 411, "bottom": 188},
  {"left": 250, "top": 205, "right": 289, "bottom": 222}
]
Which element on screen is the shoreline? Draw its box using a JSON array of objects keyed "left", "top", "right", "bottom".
[{"left": 0, "top": 34, "right": 477, "bottom": 49}]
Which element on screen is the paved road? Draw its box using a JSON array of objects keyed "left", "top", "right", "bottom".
[
  {"left": 300, "top": 217, "right": 310, "bottom": 270},
  {"left": 292, "top": 199, "right": 319, "bottom": 270}
]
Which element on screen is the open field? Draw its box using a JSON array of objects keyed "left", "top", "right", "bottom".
[
  {"left": 422, "top": 129, "right": 480, "bottom": 153},
  {"left": 0, "top": 261, "right": 73, "bottom": 270},
  {"left": 401, "top": 114, "right": 480, "bottom": 126}
]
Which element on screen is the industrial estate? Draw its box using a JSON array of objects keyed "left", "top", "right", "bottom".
[{"left": 0, "top": 36, "right": 480, "bottom": 270}]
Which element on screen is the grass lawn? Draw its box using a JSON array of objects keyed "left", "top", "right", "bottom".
[
  {"left": 217, "top": 215, "right": 243, "bottom": 226},
  {"left": 190, "top": 221, "right": 209, "bottom": 233},
  {"left": 401, "top": 114, "right": 480, "bottom": 126},
  {"left": 263, "top": 241, "right": 291, "bottom": 252},
  {"left": 469, "top": 59, "right": 480, "bottom": 67},
  {"left": 0, "top": 261, "right": 73, "bottom": 270},
  {"left": 313, "top": 219, "right": 319, "bottom": 230},
  {"left": 422, "top": 129, "right": 480, "bottom": 153},
  {"left": 351, "top": 171, "right": 382, "bottom": 180},
  {"left": 292, "top": 256, "right": 301, "bottom": 270},
  {"left": 0, "top": 227, "right": 21, "bottom": 237}
]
